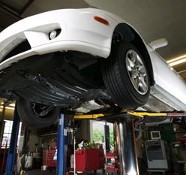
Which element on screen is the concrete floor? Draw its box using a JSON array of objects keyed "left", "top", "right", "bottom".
[
  {"left": 23, "top": 168, "right": 178, "bottom": 175},
  {"left": 23, "top": 169, "right": 56, "bottom": 175},
  {"left": 25, "top": 169, "right": 104, "bottom": 175}
]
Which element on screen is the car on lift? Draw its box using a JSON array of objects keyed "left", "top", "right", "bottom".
[{"left": 0, "top": 8, "right": 186, "bottom": 128}]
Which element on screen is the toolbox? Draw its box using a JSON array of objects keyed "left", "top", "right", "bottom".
[{"left": 75, "top": 148, "right": 105, "bottom": 173}]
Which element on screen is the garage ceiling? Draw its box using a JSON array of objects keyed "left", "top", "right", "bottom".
[{"left": 0, "top": 0, "right": 186, "bottom": 80}]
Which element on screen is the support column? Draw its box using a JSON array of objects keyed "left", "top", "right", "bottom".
[
  {"left": 104, "top": 124, "right": 110, "bottom": 152},
  {"left": 4, "top": 103, "right": 20, "bottom": 175},
  {"left": 57, "top": 113, "right": 66, "bottom": 175},
  {"left": 114, "top": 114, "right": 139, "bottom": 175}
]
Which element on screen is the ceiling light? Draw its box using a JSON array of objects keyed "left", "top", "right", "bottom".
[
  {"left": 167, "top": 54, "right": 186, "bottom": 66},
  {"left": 0, "top": 106, "right": 15, "bottom": 110}
]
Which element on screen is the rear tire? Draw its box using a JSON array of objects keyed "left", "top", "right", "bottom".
[
  {"left": 102, "top": 41, "right": 150, "bottom": 109},
  {"left": 17, "top": 98, "right": 59, "bottom": 128}
]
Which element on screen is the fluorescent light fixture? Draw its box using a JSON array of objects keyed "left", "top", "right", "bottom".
[
  {"left": 167, "top": 54, "right": 186, "bottom": 66},
  {"left": 0, "top": 101, "right": 15, "bottom": 110},
  {"left": 0, "top": 106, "right": 15, "bottom": 110}
]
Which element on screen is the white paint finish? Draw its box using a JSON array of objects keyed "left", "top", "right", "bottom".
[{"left": 0, "top": 8, "right": 186, "bottom": 111}]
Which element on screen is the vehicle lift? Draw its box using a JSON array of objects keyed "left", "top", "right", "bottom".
[
  {"left": 4, "top": 104, "right": 20, "bottom": 175},
  {"left": 4, "top": 103, "right": 185, "bottom": 175},
  {"left": 4, "top": 105, "right": 68, "bottom": 175}
]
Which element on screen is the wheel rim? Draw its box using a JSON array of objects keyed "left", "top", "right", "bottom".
[
  {"left": 125, "top": 49, "right": 149, "bottom": 95},
  {"left": 32, "top": 103, "right": 54, "bottom": 118}
]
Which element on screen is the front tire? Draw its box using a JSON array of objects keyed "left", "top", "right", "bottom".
[
  {"left": 17, "top": 98, "right": 59, "bottom": 128},
  {"left": 102, "top": 41, "right": 150, "bottom": 109}
]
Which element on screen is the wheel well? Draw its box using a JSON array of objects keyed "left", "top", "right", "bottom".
[
  {"left": 3, "top": 40, "right": 31, "bottom": 61},
  {"left": 113, "top": 23, "right": 155, "bottom": 86}
]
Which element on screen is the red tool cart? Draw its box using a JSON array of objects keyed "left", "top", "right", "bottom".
[
  {"left": 42, "top": 139, "right": 57, "bottom": 169},
  {"left": 43, "top": 149, "right": 57, "bottom": 168},
  {"left": 105, "top": 152, "right": 119, "bottom": 175},
  {"left": 75, "top": 148, "right": 105, "bottom": 174}
]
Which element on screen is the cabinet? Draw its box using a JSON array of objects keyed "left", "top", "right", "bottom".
[{"left": 145, "top": 140, "right": 169, "bottom": 172}]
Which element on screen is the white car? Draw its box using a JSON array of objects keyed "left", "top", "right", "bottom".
[{"left": 0, "top": 8, "right": 186, "bottom": 127}]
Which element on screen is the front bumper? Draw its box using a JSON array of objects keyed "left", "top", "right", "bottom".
[{"left": 0, "top": 8, "right": 119, "bottom": 70}]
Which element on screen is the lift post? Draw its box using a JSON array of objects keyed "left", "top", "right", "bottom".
[
  {"left": 4, "top": 103, "right": 20, "bottom": 175},
  {"left": 75, "top": 113, "right": 139, "bottom": 174},
  {"left": 114, "top": 114, "right": 139, "bottom": 175},
  {"left": 56, "top": 113, "right": 67, "bottom": 175},
  {"left": 102, "top": 113, "right": 139, "bottom": 175}
]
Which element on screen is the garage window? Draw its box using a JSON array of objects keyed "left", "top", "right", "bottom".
[
  {"left": 91, "top": 121, "right": 114, "bottom": 151},
  {"left": 1, "top": 120, "right": 22, "bottom": 149}
]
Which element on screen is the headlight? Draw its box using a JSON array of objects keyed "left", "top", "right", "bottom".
[{"left": 49, "top": 29, "right": 61, "bottom": 40}]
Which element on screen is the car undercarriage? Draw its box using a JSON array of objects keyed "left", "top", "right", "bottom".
[{"left": 0, "top": 50, "right": 120, "bottom": 111}]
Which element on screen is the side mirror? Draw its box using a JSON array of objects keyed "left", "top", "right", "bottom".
[{"left": 148, "top": 38, "right": 168, "bottom": 50}]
